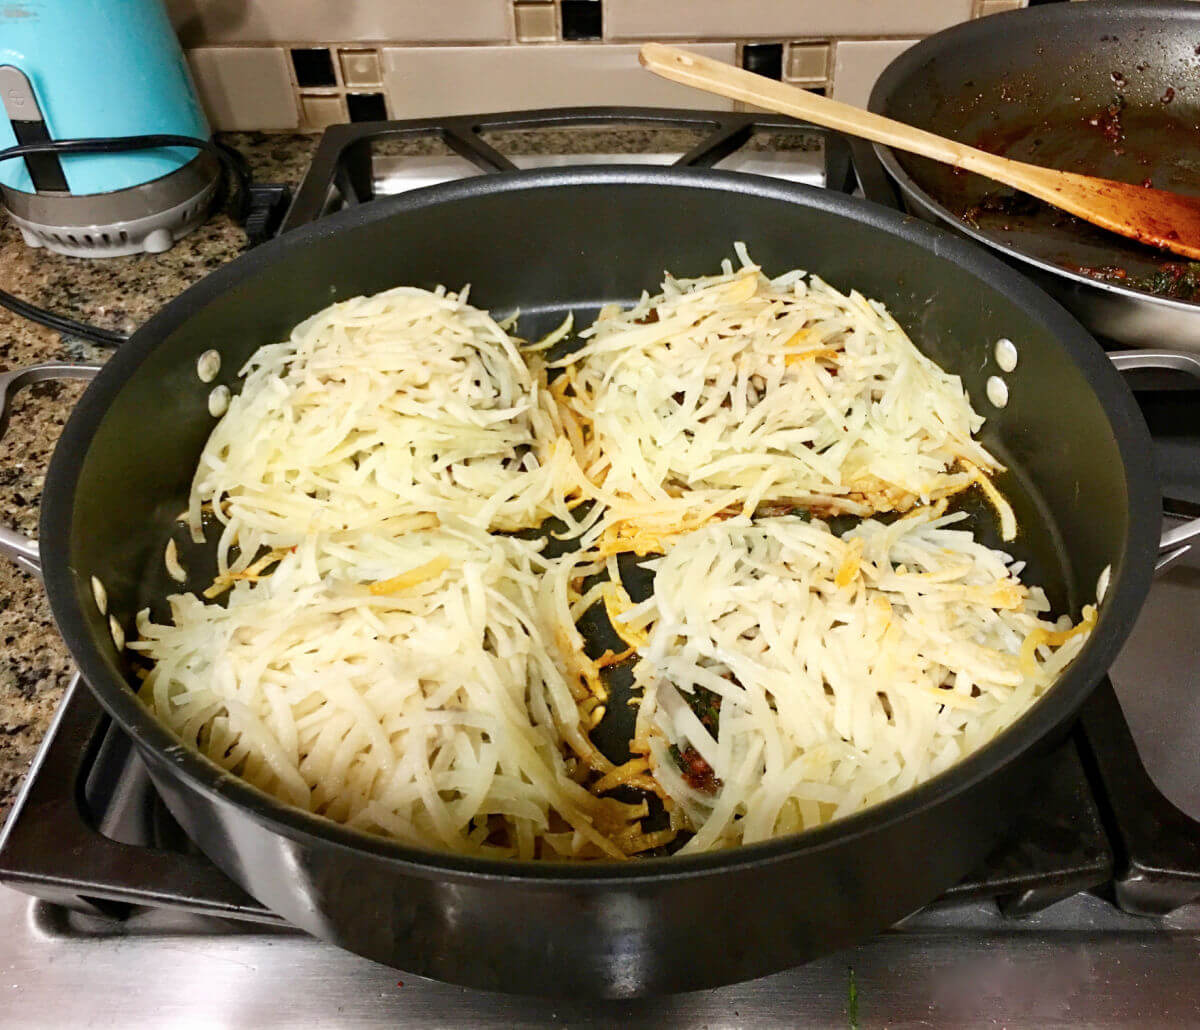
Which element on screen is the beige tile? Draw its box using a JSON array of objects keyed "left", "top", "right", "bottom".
[
  {"left": 340, "top": 48, "right": 382, "bottom": 87},
  {"left": 831, "top": 39, "right": 919, "bottom": 108},
  {"left": 786, "top": 43, "right": 830, "bottom": 83},
  {"left": 604, "top": 0, "right": 973, "bottom": 40},
  {"left": 185, "top": 47, "right": 298, "bottom": 130},
  {"left": 381, "top": 43, "right": 737, "bottom": 118},
  {"left": 514, "top": 2, "right": 557, "bottom": 42},
  {"left": 167, "top": 0, "right": 510, "bottom": 45},
  {"left": 300, "top": 93, "right": 348, "bottom": 130},
  {"left": 978, "top": 0, "right": 1025, "bottom": 14}
]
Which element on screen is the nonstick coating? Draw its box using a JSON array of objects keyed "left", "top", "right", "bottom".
[
  {"left": 869, "top": 0, "right": 1200, "bottom": 347},
  {"left": 39, "top": 167, "right": 1159, "bottom": 995}
]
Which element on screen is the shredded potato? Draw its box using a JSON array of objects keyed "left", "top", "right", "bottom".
[
  {"left": 553, "top": 245, "right": 1000, "bottom": 536},
  {"left": 127, "top": 251, "right": 1100, "bottom": 862},
  {"left": 187, "top": 285, "right": 581, "bottom": 574},
  {"left": 131, "top": 524, "right": 645, "bottom": 860},
  {"left": 623, "top": 511, "right": 1094, "bottom": 852}
]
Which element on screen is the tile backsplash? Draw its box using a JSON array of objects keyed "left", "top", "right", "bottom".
[
  {"left": 167, "top": 0, "right": 513, "bottom": 45},
  {"left": 381, "top": 43, "right": 739, "bottom": 119},
  {"left": 170, "top": 0, "right": 1028, "bottom": 131},
  {"left": 602, "top": 0, "right": 976, "bottom": 41}
]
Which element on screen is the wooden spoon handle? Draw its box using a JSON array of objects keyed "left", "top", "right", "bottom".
[
  {"left": 641, "top": 42, "right": 1200, "bottom": 261},
  {"left": 640, "top": 43, "right": 1020, "bottom": 183}
]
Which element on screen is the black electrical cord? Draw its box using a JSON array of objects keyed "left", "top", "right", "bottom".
[
  {"left": 0, "top": 134, "right": 253, "bottom": 347},
  {"left": 0, "top": 284, "right": 127, "bottom": 346}
]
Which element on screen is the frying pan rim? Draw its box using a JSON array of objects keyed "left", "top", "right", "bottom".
[
  {"left": 867, "top": 0, "right": 1200, "bottom": 315},
  {"left": 40, "top": 164, "right": 1159, "bottom": 886}
]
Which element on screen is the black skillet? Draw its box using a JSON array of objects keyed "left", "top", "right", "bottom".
[{"left": 0, "top": 165, "right": 1176, "bottom": 996}]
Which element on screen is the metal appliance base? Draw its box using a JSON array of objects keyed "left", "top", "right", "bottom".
[{"left": 2, "top": 153, "right": 218, "bottom": 257}]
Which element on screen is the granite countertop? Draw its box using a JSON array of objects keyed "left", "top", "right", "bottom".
[{"left": 0, "top": 133, "right": 320, "bottom": 821}]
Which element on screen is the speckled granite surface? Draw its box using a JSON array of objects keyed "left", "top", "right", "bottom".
[{"left": 0, "top": 133, "right": 320, "bottom": 821}]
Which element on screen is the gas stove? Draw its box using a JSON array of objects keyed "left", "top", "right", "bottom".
[{"left": 2, "top": 110, "right": 1199, "bottom": 1027}]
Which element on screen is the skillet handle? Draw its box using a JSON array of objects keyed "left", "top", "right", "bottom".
[
  {"left": 0, "top": 362, "right": 102, "bottom": 580},
  {"left": 1108, "top": 350, "right": 1200, "bottom": 570}
]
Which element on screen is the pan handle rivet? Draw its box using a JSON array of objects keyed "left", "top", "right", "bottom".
[
  {"left": 994, "top": 338, "right": 1018, "bottom": 372},
  {"left": 90, "top": 575, "right": 107, "bottom": 616},
  {"left": 108, "top": 614, "right": 125, "bottom": 652},
  {"left": 986, "top": 375, "right": 1009, "bottom": 409},
  {"left": 208, "top": 384, "right": 231, "bottom": 417},
  {"left": 197, "top": 349, "right": 222, "bottom": 383}
]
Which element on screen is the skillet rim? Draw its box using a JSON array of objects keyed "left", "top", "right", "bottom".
[{"left": 40, "top": 164, "right": 1160, "bottom": 885}]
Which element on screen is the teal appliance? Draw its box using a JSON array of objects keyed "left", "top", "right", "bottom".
[{"left": 0, "top": 0, "right": 218, "bottom": 257}]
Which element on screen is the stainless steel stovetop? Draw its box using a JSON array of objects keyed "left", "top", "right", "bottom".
[
  {"left": 2, "top": 111, "right": 1199, "bottom": 1028},
  {"left": 1, "top": 871, "right": 1198, "bottom": 1027}
]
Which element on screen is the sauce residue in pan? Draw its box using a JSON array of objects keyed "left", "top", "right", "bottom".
[
  {"left": 961, "top": 97, "right": 1200, "bottom": 300},
  {"left": 893, "top": 60, "right": 1200, "bottom": 305},
  {"left": 1086, "top": 93, "right": 1127, "bottom": 152},
  {"left": 1059, "top": 260, "right": 1200, "bottom": 303}
]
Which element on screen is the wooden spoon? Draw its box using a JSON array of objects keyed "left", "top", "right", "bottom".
[{"left": 640, "top": 42, "right": 1200, "bottom": 261}]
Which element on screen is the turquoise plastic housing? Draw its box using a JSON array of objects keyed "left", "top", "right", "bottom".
[{"left": 0, "top": 0, "right": 209, "bottom": 196}]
